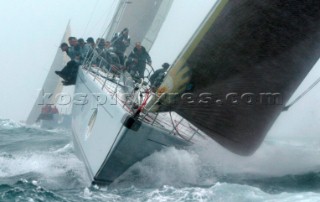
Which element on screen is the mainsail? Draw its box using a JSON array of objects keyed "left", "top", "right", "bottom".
[
  {"left": 105, "top": 0, "right": 174, "bottom": 51},
  {"left": 147, "top": 0, "right": 320, "bottom": 155},
  {"left": 26, "top": 23, "right": 71, "bottom": 125}
]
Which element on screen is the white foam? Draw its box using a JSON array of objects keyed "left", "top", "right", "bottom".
[
  {"left": 105, "top": 183, "right": 320, "bottom": 202},
  {"left": 83, "top": 187, "right": 92, "bottom": 198},
  {"left": 0, "top": 119, "right": 22, "bottom": 129},
  {"left": 0, "top": 145, "right": 89, "bottom": 185},
  {"left": 113, "top": 134, "right": 320, "bottom": 188},
  {"left": 194, "top": 138, "right": 320, "bottom": 177},
  {"left": 114, "top": 147, "right": 215, "bottom": 187}
]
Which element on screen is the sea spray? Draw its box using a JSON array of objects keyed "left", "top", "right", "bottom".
[{"left": 1, "top": 119, "right": 320, "bottom": 201}]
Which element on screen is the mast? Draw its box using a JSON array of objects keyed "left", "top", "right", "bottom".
[{"left": 26, "top": 22, "right": 71, "bottom": 125}]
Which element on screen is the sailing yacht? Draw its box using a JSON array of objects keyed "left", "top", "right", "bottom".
[
  {"left": 29, "top": 0, "right": 320, "bottom": 185},
  {"left": 71, "top": 0, "right": 197, "bottom": 185}
]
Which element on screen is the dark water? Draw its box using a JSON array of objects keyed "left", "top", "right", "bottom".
[{"left": 1, "top": 118, "right": 320, "bottom": 202}]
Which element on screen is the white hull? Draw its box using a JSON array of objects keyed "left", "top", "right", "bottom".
[{"left": 71, "top": 68, "right": 190, "bottom": 184}]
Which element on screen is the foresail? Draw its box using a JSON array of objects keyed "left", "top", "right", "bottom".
[
  {"left": 26, "top": 23, "right": 71, "bottom": 125},
  {"left": 105, "top": 0, "right": 173, "bottom": 52},
  {"left": 148, "top": 0, "right": 320, "bottom": 155}
]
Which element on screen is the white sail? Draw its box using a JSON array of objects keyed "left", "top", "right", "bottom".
[
  {"left": 141, "top": 0, "right": 173, "bottom": 51},
  {"left": 105, "top": 0, "right": 173, "bottom": 52},
  {"left": 26, "top": 23, "right": 71, "bottom": 125}
]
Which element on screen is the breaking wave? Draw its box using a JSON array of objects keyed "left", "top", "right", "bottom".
[{"left": 1, "top": 118, "right": 320, "bottom": 201}]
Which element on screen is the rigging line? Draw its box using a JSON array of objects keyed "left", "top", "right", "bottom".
[
  {"left": 111, "top": 0, "right": 129, "bottom": 38},
  {"left": 101, "top": 0, "right": 129, "bottom": 41},
  {"left": 283, "top": 76, "right": 320, "bottom": 111},
  {"left": 96, "top": 0, "right": 136, "bottom": 69},
  {"left": 88, "top": 0, "right": 118, "bottom": 38},
  {"left": 81, "top": 0, "right": 119, "bottom": 65},
  {"left": 169, "top": 111, "right": 189, "bottom": 142},
  {"left": 82, "top": 0, "right": 101, "bottom": 37},
  {"left": 98, "top": 0, "right": 118, "bottom": 38},
  {"left": 83, "top": 1, "right": 142, "bottom": 72},
  {"left": 86, "top": 1, "right": 127, "bottom": 66}
]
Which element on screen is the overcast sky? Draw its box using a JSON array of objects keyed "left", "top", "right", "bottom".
[
  {"left": 0, "top": 0, "right": 217, "bottom": 121},
  {"left": 0, "top": 0, "right": 319, "bottom": 142},
  {"left": 0, "top": 0, "right": 117, "bottom": 121}
]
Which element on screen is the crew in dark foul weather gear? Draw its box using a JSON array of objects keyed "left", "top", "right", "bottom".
[
  {"left": 55, "top": 36, "right": 83, "bottom": 86},
  {"left": 86, "top": 37, "right": 96, "bottom": 48},
  {"left": 78, "top": 38, "right": 92, "bottom": 61},
  {"left": 127, "top": 42, "right": 152, "bottom": 80},
  {"left": 111, "top": 28, "right": 130, "bottom": 65},
  {"left": 91, "top": 39, "right": 110, "bottom": 67},
  {"left": 83, "top": 37, "right": 96, "bottom": 62},
  {"left": 92, "top": 38, "right": 106, "bottom": 66},
  {"left": 55, "top": 60, "right": 80, "bottom": 86},
  {"left": 67, "top": 36, "right": 81, "bottom": 60},
  {"left": 60, "top": 43, "right": 75, "bottom": 60},
  {"left": 149, "top": 62, "right": 170, "bottom": 91}
]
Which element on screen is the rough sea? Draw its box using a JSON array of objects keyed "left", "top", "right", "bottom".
[{"left": 1, "top": 118, "right": 320, "bottom": 202}]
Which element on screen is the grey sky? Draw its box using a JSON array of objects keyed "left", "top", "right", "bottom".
[
  {"left": 0, "top": 0, "right": 214, "bottom": 121},
  {"left": 0, "top": 0, "right": 115, "bottom": 120},
  {"left": 0, "top": 0, "right": 319, "bottom": 143}
]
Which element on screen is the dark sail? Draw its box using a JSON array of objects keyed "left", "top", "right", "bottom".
[{"left": 147, "top": 0, "right": 320, "bottom": 155}]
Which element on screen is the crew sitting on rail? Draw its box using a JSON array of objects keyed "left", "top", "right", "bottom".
[
  {"left": 78, "top": 38, "right": 93, "bottom": 62},
  {"left": 59, "top": 42, "right": 78, "bottom": 61},
  {"left": 68, "top": 37, "right": 81, "bottom": 60},
  {"left": 92, "top": 38, "right": 106, "bottom": 66},
  {"left": 82, "top": 37, "right": 96, "bottom": 62},
  {"left": 55, "top": 59, "right": 80, "bottom": 86},
  {"left": 55, "top": 32, "right": 135, "bottom": 85}
]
